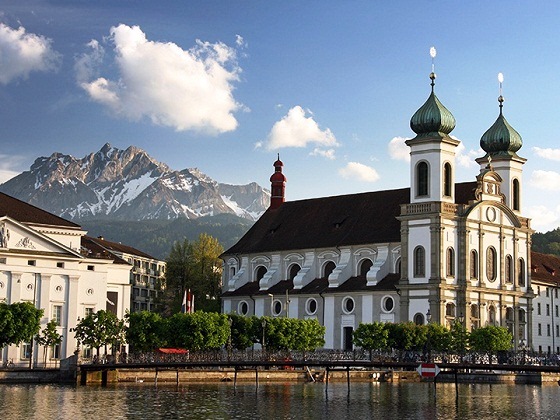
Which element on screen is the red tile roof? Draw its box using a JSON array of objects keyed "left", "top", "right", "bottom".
[
  {"left": 0, "top": 192, "right": 80, "bottom": 228},
  {"left": 531, "top": 251, "right": 560, "bottom": 285}
]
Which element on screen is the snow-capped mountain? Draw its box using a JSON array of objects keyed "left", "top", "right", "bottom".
[{"left": 0, "top": 143, "right": 270, "bottom": 221}]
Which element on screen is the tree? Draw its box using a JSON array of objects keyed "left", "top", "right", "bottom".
[
  {"left": 162, "top": 234, "right": 224, "bottom": 315},
  {"left": 387, "top": 322, "right": 425, "bottom": 353},
  {"left": 469, "top": 325, "right": 512, "bottom": 353},
  {"left": 0, "top": 302, "right": 43, "bottom": 349},
  {"left": 353, "top": 322, "right": 390, "bottom": 359},
  {"left": 449, "top": 320, "right": 469, "bottom": 355},
  {"left": 73, "top": 310, "right": 126, "bottom": 358},
  {"left": 36, "top": 320, "right": 63, "bottom": 367},
  {"left": 126, "top": 311, "right": 167, "bottom": 352},
  {"left": 229, "top": 314, "right": 258, "bottom": 350},
  {"left": 166, "top": 312, "right": 229, "bottom": 350}
]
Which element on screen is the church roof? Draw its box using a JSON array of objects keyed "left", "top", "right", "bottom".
[
  {"left": 0, "top": 191, "right": 80, "bottom": 228},
  {"left": 224, "top": 181, "right": 477, "bottom": 256}
]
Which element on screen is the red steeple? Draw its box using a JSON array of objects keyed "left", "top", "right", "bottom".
[{"left": 269, "top": 154, "right": 286, "bottom": 210}]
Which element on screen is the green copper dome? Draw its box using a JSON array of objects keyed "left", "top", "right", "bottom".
[
  {"left": 410, "top": 76, "right": 456, "bottom": 138},
  {"left": 480, "top": 100, "right": 522, "bottom": 156}
]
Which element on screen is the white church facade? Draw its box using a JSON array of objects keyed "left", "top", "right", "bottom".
[{"left": 221, "top": 71, "right": 560, "bottom": 354}]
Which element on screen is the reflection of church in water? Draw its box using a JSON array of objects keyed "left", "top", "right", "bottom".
[{"left": 221, "top": 68, "right": 560, "bottom": 354}]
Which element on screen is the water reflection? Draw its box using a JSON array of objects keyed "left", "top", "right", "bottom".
[{"left": 1, "top": 382, "right": 558, "bottom": 419}]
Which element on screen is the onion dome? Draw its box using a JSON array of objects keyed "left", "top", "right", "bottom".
[
  {"left": 410, "top": 73, "right": 456, "bottom": 138},
  {"left": 480, "top": 96, "right": 522, "bottom": 156}
]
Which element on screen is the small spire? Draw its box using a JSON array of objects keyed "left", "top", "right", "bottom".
[
  {"left": 430, "top": 46, "right": 437, "bottom": 92},
  {"left": 498, "top": 72, "right": 504, "bottom": 115}
]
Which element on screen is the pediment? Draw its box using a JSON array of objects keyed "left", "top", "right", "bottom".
[
  {"left": 0, "top": 217, "right": 81, "bottom": 256},
  {"left": 464, "top": 202, "right": 521, "bottom": 228}
]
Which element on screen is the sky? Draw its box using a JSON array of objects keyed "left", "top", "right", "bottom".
[{"left": 0, "top": 1, "right": 560, "bottom": 233}]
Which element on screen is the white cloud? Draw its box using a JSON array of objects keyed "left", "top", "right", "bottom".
[
  {"left": 77, "top": 24, "right": 242, "bottom": 133},
  {"left": 338, "top": 162, "right": 380, "bottom": 183},
  {"left": 0, "top": 22, "right": 61, "bottom": 84},
  {"left": 265, "top": 106, "right": 338, "bottom": 150},
  {"left": 310, "top": 148, "right": 336, "bottom": 160},
  {"left": 0, "top": 155, "right": 25, "bottom": 183},
  {"left": 533, "top": 147, "right": 560, "bottom": 162},
  {"left": 529, "top": 170, "right": 560, "bottom": 191},
  {"left": 388, "top": 136, "right": 410, "bottom": 162},
  {"left": 455, "top": 142, "right": 483, "bottom": 168},
  {"left": 526, "top": 205, "right": 560, "bottom": 233}
]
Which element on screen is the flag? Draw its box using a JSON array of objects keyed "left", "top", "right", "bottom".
[
  {"left": 187, "top": 289, "right": 192, "bottom": 313},
  {"left": 191, "top": 292, "right": 194, "bottom": 313},
  {"left": 181, "top": 289, "right": 187, "bottom": 314}
]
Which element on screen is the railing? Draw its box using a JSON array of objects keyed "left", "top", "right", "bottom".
[
  {"left": 401, "top": 202, "right": 459, "bottom": 216},
  {"left": 79, "top": 349, "right": 560, "bottom": 367}
]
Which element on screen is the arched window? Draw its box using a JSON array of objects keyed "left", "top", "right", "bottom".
[
  {"left": 512, "top": 179, "right": 520, "bottom": 211},
  {"left": 470, "top": 250, "right": 478, "bottom": 279},
  {"left": 505, "top": 255, "right": 513, "bottom": 284},
  {"left": 414, "top": 246, "right": 425, "bottom": 277},
  {"left": 323, "top": 261, "right": 336, "bottom": 278},
  {"left": 359, "top": 258, "right": 373, "bottom": 277},
  {"left": 395, "top": 257, "right": 401, "bottom": 275},
  {"left": 417, "top": 162, "right": 429, "bottom": 197},
  {"left": 413, "top": 313, "right": 425, "bottom": 325},
  {"left": 445, "top": 302, "right": 456, "bottom": 318},
  {"left": 446, "top": 247, "right": 455, "bottom": 277},
  {"left": 255, "top": 266, "right": 267, "bottom": 282},
  {"left": 288, "top": 264, "right": 301, "bottom": 281},
  {"left": 486, "top": 247, "right": 497, "bottom": 282},
  {"left": 488, "top": 305, "right": 496, "bottom": 325},
  {"left": 443, "top": 162, "right": 452, "bottom": 197},
  {"left": 471, "top": 304, "right": 480, "bottom": 329},
  {"left": 517, "top": 258, "right": 525, "bottom": 286}
]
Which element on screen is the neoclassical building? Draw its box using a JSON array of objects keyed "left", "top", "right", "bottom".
[
  {"left": 0, "top": 193, "right": 131, "bottom": 366},
  {"left": 221, "top": 71, "right": 560, "bottom": 353}
]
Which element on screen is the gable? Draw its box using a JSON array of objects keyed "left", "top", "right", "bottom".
[{"left": 0, "top": 218, "right": 81, "bottom": 257}]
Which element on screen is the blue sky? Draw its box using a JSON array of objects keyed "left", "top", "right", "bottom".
[{"left": 1, "top": 1, "right": 560, "bottom": 232}]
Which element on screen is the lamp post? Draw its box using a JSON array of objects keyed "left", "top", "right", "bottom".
[
  {"left": 268, "top": 293, "right": 274, "bottom": 315},
  {"left": 227, "top": 316, "right": 233, "bottom": 362},
  {"left": 457, "top": 312, "right": 465, "bottom": 362},
  {"left": 261, "top": 318, "right": 266, "bottom": 360},
  {"left": 426, "top": 309, "right": 432, "bottom": 362}
]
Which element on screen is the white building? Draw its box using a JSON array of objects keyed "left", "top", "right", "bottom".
[
  {"left": 0, "top": 193, "right": 130, "bottom": 366},
  {"left": 221, "top": 71, "right": 560, "bottom": 354}
]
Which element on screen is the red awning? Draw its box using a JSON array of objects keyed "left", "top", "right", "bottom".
[{"left": 156, "top": 348, "right": 189, "bottom": 354}]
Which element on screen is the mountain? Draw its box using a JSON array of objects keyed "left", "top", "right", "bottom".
[{"left": 0, "top": 143, "right": 270, "bottom": 222}]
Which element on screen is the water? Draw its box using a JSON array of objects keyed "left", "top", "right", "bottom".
[{"left": 1, "top": 382, "right": 559, "bottom": 419}]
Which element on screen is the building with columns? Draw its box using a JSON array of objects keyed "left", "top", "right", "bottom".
[
  {"left": 0, "top": 193, "right": 131, "bottom": 366},
  {"left": 221, "top": 71, "right": 560, "bottom": 353}
]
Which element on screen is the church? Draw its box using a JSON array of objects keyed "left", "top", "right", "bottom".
[{"left": 221, "top": 69, "right": 560, "bottom": 354}]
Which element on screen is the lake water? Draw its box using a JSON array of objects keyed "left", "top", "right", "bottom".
[{"left": 1, "top": 381, "right": 559, "bottom": 419}]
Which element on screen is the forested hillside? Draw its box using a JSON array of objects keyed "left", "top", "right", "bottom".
[
  {"left": 81, "top": 214, "right": 254, "bottom": 260},
  {"left": 532, "top": 228, "right": 560, "bottom": 258}
]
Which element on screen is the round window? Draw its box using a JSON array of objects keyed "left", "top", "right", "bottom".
[
  {"left": 382, "top": 296, "right": 394, "bottom": 313},
  {"left": 306, "top": 298, "right": 318, "bottom": 315},
  {"left": 272, "top": 299, "right": 283, "bottom": 316},
  {"left": 238, "top": 301, "right": 249, "bottom": 316},
  {"left": 343, "top": 297, "right": 355, "bottom": 314}
]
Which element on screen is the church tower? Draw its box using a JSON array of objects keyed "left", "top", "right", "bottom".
[
  {"left": 270, "top": 154, "right": 286, "bottom": 210},
  {"left": 476, "top": 74, "right": 526, "bottom": 214},
  {"left": 406, "top": 49, "right": 460, "bottom": 204}
]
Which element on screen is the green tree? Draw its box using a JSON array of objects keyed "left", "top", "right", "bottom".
[
  {"left": 229, "top": 314, "right": 258, "bottom": 350},
  {"left": 353, "top": 322, "right": 390, "bottom": 359},
  {"left": 449, "top": 320, "right": 469, "bottom": 355},
  {"left": 126, "top": 311, "right": 167, "bottom": 352},
  {"left": 387, "top": 322, "right": 425, "bottom": 352},
  {"left": 469, "top": 325, "right": 512, "bottom": 353},
  {"left": 73, "top": 310, "right": 126, "bottom": 358},
  {"left": 36, "top": 319, "right": 63, "bottom": 367},
  {"left": 163, "top": 234, "right": 224, "bottom": 315},
  {"left": 425, "top": 323, "right": 452, "bottom": 352},
  {"left": 0, "top": 302, "right": 43, "bottom": 348},
  {"left": 166, "top": 312, "right": 229, "bottom": 350}
]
